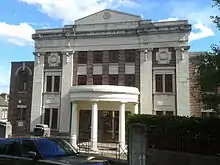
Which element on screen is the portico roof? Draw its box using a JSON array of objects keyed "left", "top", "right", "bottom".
[{"left": 69, "top": 85, "right": 139, "bottom": 103}]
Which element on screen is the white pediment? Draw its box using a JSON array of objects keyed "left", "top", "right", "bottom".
[{"left": 75, "top": 9, "right": 141, "bottom": 25}]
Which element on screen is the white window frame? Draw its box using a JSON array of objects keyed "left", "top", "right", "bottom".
[
  {"left": 44, "top": 72, "right": 61, "bottom": 93},
  {"left": 42, "top": 107, "right": 59, "bottom": 130},
  {"left": 153, "top": 68, "right": 175, "bottom": 94},
  {"left": 1, "top": 109, "right": 7, "bottom": 120}
]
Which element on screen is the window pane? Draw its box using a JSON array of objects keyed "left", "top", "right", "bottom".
[
  {"left": 109, "top": 75, "right": 118, "bottom": 85},
  {"left": 156, "top": 111, "right": 163, "bottom": 116},
  {"left": 165, "top": 74, "right": 173, "bottom": 93},
  {"left": 165, "top": 111, "right": 173, "bottom": 116},
  {"left": 22, "top": 108, "right": 26, "bottom": 121},
  {"left": 46, "top": 76, "right": 52, "bottom": 92},
  {"left": 19, "top": 70, "right": 28, "bottom": 91},
  {"left": 78, "top": 52, "right": 87, "bottom": 64},
  {"left": 93, "top": 75, "right": 102, "bottom": 85},
  {"left": 21, "top": 140, "right": 37, "bottom": 156},
  {"left": 44, "top": 108, "right": 50, "bottom": 126},
  {"left": 109, "top": 50, "right": 119, "bottom": 63},
  {"left": 17, "top": 108, "right": 22, "bottom": 120},
  {"left": 51, "top": 109, "right": 58, "bottom": 129},
  {"left": 125, "top": 75, "right": 135, "bottom": 87},
  {"left": 93, "top": 51, "right": 103, "bottom": 63},
  {"left": 125, "top": 50, "right": 136, "bottom": 63},
  {"left": 155, "top": 75, "right": 163, "bottom": 92},
  {"left": 78, "top": 75, "right": 87, "bottom": 85},
  {"left": 54, "top": 76, "right": 60, "bottom": 92}
]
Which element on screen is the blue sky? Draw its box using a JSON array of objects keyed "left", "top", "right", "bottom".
[{"left": 0, "top": 0, "right": 219, "bottom": 93}]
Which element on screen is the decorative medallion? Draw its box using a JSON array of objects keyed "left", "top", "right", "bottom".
[
  {"left": 103, "top": 12, "right": 111, "bottom": 20},
  {"left": 48, "top": 53, "right": 60, "bottom": 66},
  {"left": 159, "top": 52, "right": 168, "bottom": 61}
]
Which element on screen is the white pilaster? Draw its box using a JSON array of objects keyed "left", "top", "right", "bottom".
[
  {"left": 70, "top": 102, "right": 78, "bottom": 148},
  {"left": 30, "top": 53, "right": 44, "bottom": 132},
  {"left": 176, "top": 47, "right": 190, "bottom": 116},
  {"left": 60, "top": 51, "right": 74, "bottom": 133},
  {"left": 90, "top": 101, "right": 98, "bottom": 151},
  {"left": 119, "top": 102, "right": 126, "bottom": 152},
  {"left": 140, "top": 49, "right": 153, "bottom": 114},
  {"left": 134, "top": 103, "right": 139, "bottom": 114}
]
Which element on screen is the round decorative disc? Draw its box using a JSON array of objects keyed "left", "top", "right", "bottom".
[
  {"left": 159, "top": 52, "right": 168, "bottom": 61},
  {"left": 103, "top": 12, "right": 111, "bottom": 19},
  {"left": 50, "top": 55, "right": 57, "bottom": 63}
]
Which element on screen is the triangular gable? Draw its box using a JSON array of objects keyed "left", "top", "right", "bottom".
[{"left": 75, "top": 9, "right": 141, "bottom": 25}]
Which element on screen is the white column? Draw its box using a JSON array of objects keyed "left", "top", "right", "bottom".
[
  {"left": 90, "top": 101, "right": 98, "bottom": 151},
  {"left": 140, "top": 49, "right": 153, "bottom": 114},
  {"left": 60, "top": 52, "right": 73, "bottom": 133},
  {"left": 30, "top": 53, "right": 44, "bottom": 132},
  {"left": 70, "top": 103, "right": 78, "bottom": 148},
  {"left": 119, "top": 102, "right": 126, "bottom": 152},
  {"left": 175, "top": 47, "right": 190, "bottom": 116},
  {"left": 134, "top": 103, "right": 139, "bottom": 114}
]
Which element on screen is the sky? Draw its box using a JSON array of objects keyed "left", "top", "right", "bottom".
[{"left": 0, "top": 0, "right": 219, "bottom": 93}]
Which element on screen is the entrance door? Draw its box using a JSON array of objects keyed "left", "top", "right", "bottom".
[{"left": 78, "top": 110, "right": 91, "bottom": 142}]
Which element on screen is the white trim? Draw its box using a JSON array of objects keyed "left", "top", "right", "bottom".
[{"left": 69, "top": 85, "right": 139, "bottom": 103}]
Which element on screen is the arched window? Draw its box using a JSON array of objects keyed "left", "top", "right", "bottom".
[{"left": 18, "top": 69, "right": 29, "bottom": 91}]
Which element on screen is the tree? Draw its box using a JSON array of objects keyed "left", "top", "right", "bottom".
[{"left": 195, "top": 0, "right": 220, "bottom": 114}]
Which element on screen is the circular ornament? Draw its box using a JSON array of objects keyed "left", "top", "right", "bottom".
[{"left": 103, "top": 12, "right": 111, "bottom": 19}]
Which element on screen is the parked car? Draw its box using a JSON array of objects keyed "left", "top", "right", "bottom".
[{"left": 0, "top": 137, "right": 110, "bottom": 165}]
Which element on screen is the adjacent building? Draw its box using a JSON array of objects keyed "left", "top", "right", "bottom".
[
  {"left": 8, "top": 61, "right": 34, "bottom": 136},
  {"left": 0, "top": 94, "right": 8, "bottom": 122},
  {"left": 9, "top": 9, "right": 193, "bottom": 150}
]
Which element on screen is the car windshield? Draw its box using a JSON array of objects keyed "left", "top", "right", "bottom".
[{"left": 35, "top": 138, "right": 77, "bottom": 158}]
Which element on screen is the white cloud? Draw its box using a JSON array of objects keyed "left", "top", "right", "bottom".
[
  {"left": 0, "top": 22, "right": 35, "bottom": 46},
  {"left": 189, "top": 23, "right": 214, "bottom": 42},
  {"left": 167, "top": 1, "right": 217, "bottom": 41},
  {"left": 19, "top": 0, "right": 139, "bottom": 24},
  {"left": 0, "top": 67, "right": 10, "bottom": 94}
]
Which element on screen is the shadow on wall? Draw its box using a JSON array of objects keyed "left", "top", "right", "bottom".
[{"left": 147, "top": 149, "right": 220, "bottom": 165}]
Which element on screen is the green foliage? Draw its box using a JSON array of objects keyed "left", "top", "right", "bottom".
[
  {"left": 126, "top": 114, "right": 220, "bottom": 138},
  {"left": 211, "top": 0, "right": 220, "bottom": 29},
  {"left": 195, "top": 45, "right": 220, "bottom": 113}
]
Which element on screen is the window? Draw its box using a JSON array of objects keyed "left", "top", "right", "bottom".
[
  {"left": 165, "top": 74, "right": 173, "bottom": 93},
  {"left": 93, "top": 75, "right": 102, "bottom": 85},
  {"left": 18, "top": 70, "right": 29, "bottom": 91},
  {"left": 165, "top": 111, "right": 174, "bottom": 116},
  {"left": 125, "top": 74, "right": 135, "bottom": 87},
  {"left": 78, "top": 75, "right": 87, "bottom": 85},
  {"left": 45, "top": 75, "right": 61, "bottom": 93},
  {"left": 125, "top": 50, "right": 136, "bottom": 63},
  {"left": 17, "top": 108, "right": 26, "bottom": 121},
  {"left": 78, "top": 52, "right": 87, "bottom": 64},
  {"left": 155, "top": 74, "right": 174, "bottom": 93},
  {"left": 109, "top": 50, "right": 119, "bottom": 63},
  {"left": 1, "top": 109, "right": 7, "bottom": 120},
  {"left": 93, "top": 51, "right": 103, "bottom": 63},
  {"left": 156, "top": 111, "right": 163, "bottom": 116},
  {"left": 54, "top": 76, "right": 60, "bottom": 92},
  {"left": 44, "top": 108, "right": 50, "bottom": 126},
  {"left": 21, "top": 140, "right": 37, "bottom": 157},
  {"left": 44, "top": 108, "right": 58, "bottom": 129},
  {"left": 4, "top": 140, "right": 21, "bottom": 156},
  {"left": 155, "top": 75, "right": 163, "bottom": 92},
  {"left": 109, "top": 75, "right": 118, "bottom": 85},
  {"left": 46, "top": 76, "right": 52, "bottom": 92},
  {"left": 51, "top": 109, "right": 58, "bottom": 129}
]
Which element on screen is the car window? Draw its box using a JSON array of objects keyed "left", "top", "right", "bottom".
[
  {"left": 21, "top": 140, "right": 38, "bottom": 157},
  {"left": 4, "top": 140, "right": 21, "bottom": 157},
  {"left": 35, "top": 139, "right": 66, "bottom": 158}
]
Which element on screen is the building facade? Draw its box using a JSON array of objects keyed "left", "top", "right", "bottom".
[
  {"left": 0, "top": 94, "right": 8, "bottom": 122},
  {"left": 8, "top": 61, "right": 34, "bottom": 136},
  {"left": 10, "top": 9, "right": 192, "bottom": 150}
]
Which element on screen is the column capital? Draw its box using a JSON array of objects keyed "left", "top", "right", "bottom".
[
  {"left": 33, "top": 52, "right": 45, "bottom": 56},
  {"left": 139, "top": 48, "right": 154, "bottom": 52},
  {"left": 120, "top": 101, "right": 127, "bottom": 104}
]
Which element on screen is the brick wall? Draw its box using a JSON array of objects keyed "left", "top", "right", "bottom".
[
  {"left": 189, "top": 59, "right": 201, "bottom": 117},
  {"left": 8, "top": 61, "right": 34, "bottom": 136}
]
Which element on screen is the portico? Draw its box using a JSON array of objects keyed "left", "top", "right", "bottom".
[{"left": 69, "top": 85, "right": 139, "bottom": 152}]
